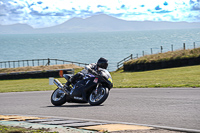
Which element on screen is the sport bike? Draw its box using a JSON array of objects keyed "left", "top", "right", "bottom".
[{"left": 51, "top": 68, "right": 113, "bottom": 106}]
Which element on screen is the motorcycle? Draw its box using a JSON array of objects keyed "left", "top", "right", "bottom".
[{"left": 51, "top": 68, "right": 113, "bottom": 106}]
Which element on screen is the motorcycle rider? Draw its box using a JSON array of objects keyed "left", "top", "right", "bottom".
[{"left": 64, "top": 57, "right": 108, "bottom": 92}]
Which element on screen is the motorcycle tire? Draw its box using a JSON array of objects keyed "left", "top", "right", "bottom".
[
  {"left": 51, "top": 88, "right": 67, "bottom": 106},
  {"left": 88, "top": 87, "right": 109, "bottom": 106}
]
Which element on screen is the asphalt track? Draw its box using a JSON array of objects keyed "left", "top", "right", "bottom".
[{"left": 0, "top": 88, "right": 200, "bottom": 132}]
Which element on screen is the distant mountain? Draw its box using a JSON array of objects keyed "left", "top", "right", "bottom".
[
  {"left": 0, "top": 23, "right": 35, "bottom": 34},
  {"left": 1, "top": 14, "right": 200, "bottom": 34}
]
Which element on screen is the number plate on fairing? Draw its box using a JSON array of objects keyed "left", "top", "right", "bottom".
[{"left": 93, "top": 78, "right": 98, "bottom": 83}]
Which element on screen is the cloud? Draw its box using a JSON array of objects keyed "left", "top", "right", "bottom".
[
  {"left": 191, "top": 0, "right": 200, "bottom": 10},
  {"left": 0, "top": 0, "right": 200, "bottom": 28}
]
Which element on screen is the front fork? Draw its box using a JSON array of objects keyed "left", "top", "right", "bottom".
[{"left": 94, "top": 83, "right": 100, "bottom": 95}]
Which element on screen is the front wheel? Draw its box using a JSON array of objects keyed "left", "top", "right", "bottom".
[
  {"left": 88, "top": 87, "right": 109, "bottom": 106},
  {"left": 51, "top": 88, "right": 67, "bottom": 106}
]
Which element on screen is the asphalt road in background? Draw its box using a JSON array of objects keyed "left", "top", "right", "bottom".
[{"left": 0, "top": 88, "right": 200, "bottom": 131}]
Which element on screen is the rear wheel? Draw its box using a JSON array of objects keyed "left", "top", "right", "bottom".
[
  {"left": 51, "top": 88, "right": 67, "bottom": 106},
  {"left": 88, "top": 87, "right": 109, "bottom": 106}
]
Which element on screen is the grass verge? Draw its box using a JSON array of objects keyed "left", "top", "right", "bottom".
[
  {"left": 0, "top": 65, "right": 200, "bottom": 92},
  {"left": 0, "top": 78, "right": 66, "bottom": 93},
  {"left": 0, "top": 125, "right": 57, "bottom": 133},
  {"left": 113, "top": 65, "right": 200, "bottom": 88}
]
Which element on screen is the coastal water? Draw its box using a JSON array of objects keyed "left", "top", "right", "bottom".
[{"left": 0, "top": 28, "right": 200, "bottom": 71}]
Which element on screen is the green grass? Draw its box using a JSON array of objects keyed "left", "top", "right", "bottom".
[
  {"left": 0, "top": 65, "right": 200, "bottom": 92},
  {"left": 0, "top": 68, "right": 82, "bottom": 93},
  {"left": 0, "top": 125, "right": 57, "bottom": 133},
  {"left": 0, "top": 78, "right": 67, "bottom": 93},
  {"left": 113, "top": 65, "right": 200, "bottom": 88}
]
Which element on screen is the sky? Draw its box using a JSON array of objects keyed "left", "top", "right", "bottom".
[{"left": 0, "top": 0, "right": 200, "bottom": 28}]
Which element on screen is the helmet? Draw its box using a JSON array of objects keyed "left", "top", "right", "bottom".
[{"left": 97, "top": 57, "right": 108, "bottom": 69}]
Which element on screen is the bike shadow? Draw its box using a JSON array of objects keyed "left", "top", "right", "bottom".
[{"left": 47, "top": 104, "right": 103, "bottom": 108}]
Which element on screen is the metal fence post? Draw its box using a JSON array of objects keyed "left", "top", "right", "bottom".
[
  {"left": 183, "top": 43, "right": 185, "bottom": 50},
  {"left": 32, "top": 60, "right": 34, "bottom": 66},
  {"left": 8, "top": 61, "right": 10, "bottom": 68},
  {"left": 171, "top": 44, "right": 173, "bottom": 52}
]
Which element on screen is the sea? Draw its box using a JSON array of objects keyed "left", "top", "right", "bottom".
[{"left": 0, "top": 28, "right": 200, "bottom": 71}]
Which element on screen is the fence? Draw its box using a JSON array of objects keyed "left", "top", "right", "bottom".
[
  {"left": 117, "top": 54, "right": 134, "bottom": 69},
  {"left": 117, "top": 42, "right": 199, "bottom": 69},
  {"left": 0, "top": 58, "right": 88, "bottom": 69}
]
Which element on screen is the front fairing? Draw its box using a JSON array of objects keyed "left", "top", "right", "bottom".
[
  {"left": 98, "top": 68, "right": 113, "bottom": 89},
  {"left": 70, "top": 77, "right": 96, "bottom": 97}
]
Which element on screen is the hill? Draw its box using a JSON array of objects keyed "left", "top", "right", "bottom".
[
  {"left": 1, "top": 14, "right": 200, "bottom": 34},
  {"left": 0, "top": 64, "right": 82, "bottom": 74},
  {"left": 124, "top": 47, "right": 200, "bottom": 71}
]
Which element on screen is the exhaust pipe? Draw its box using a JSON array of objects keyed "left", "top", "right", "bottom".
[{"left": 53, "top": 79, "right": 69, "bottom": 94}]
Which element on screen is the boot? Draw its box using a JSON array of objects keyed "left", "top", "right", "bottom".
[{"left": 64, "top": 82, "right": 71, "bottom": 92}]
